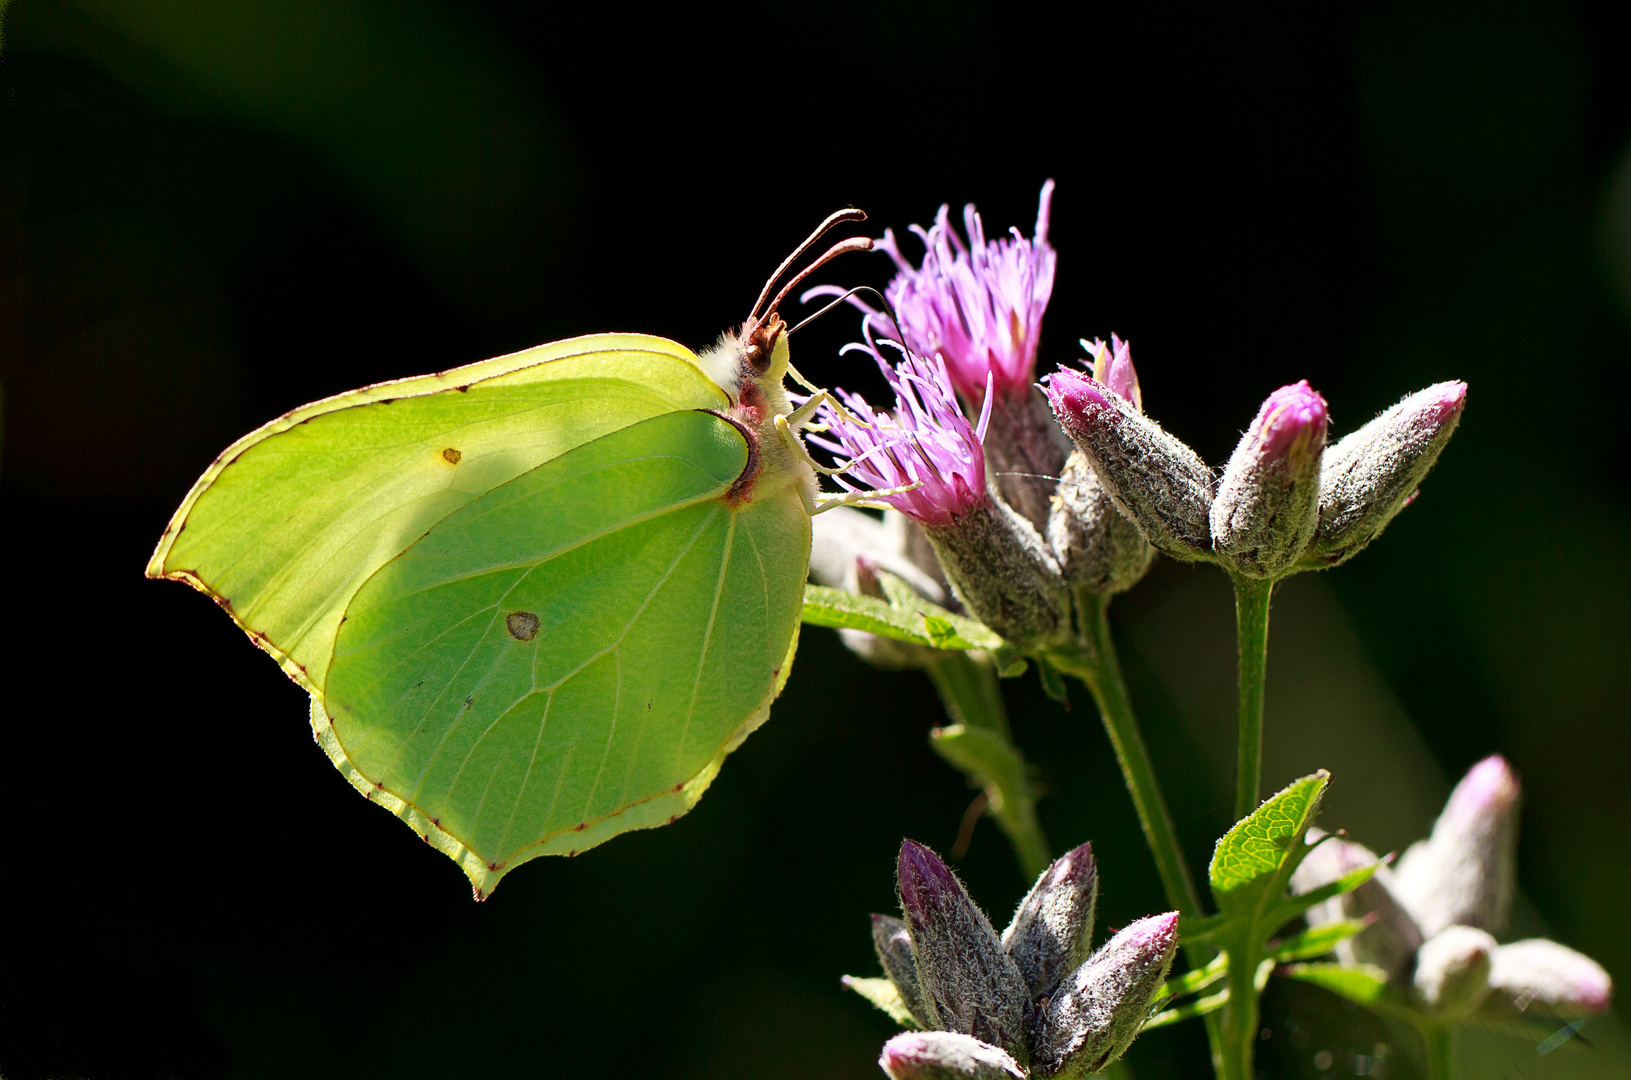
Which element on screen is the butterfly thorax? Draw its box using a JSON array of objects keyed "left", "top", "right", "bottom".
[{"left": 696, "top": 314, "right": 816, "bottom": 507}]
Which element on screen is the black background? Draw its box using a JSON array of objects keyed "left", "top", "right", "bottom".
[{"left": 3, "top": 1, "right": 1630, "bottom": 1077}]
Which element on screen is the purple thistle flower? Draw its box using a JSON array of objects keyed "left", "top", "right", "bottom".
[
  {"left": 815, "top": 183, "right": 1057, "bottom": 406},
  {"left": 810, "top": 339, "right": 992, "bottom": 527}
]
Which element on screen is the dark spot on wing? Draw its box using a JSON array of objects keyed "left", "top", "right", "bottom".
[
  {"left": 507, "top": 611, "right": 541, "bottom": 641},
  {"left": 442, "top": 447, "right": 463, "bottom": 464}
]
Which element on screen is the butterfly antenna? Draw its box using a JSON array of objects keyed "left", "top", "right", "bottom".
[
  {"left": 789, "top": 284, "right": 887, "bottom": 336},
  {"left": 763, "top": 237, "right": 873, "bottom": 321},
  {"left": 748, "top": 208, "right": 868, "bottom": 325},
  {"left": 793, "top": 284, "right": 913, "bottom": 358}
]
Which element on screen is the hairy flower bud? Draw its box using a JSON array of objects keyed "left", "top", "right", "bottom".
[
  {"left": 1033, "top": 912, "right": 1179, "bottom": 1078},
  {"left": 1290, "top": 830, "right": 1423, "bottom": 980},
  {"left": 1046, "top": 452, "right": 1154, "bottom": 595},
  {"left": 879, "top": 1031, "right": 1027, "bottom": 1080},
  {"left": 873, "top": 914, "right": 933, "bottom": 1028},
  {"left": 897, "top": 841, "right": 1033, "bottom": 1060},
  {"left": 984, "top": 388, "right": 1072, "bottom": 531},
  {"left": 1413, "top": 925, "right": 1496, "bottom": 1018},
  {"left": 1000, "top": 842, "right": 1099, "bottom": 1000},
  {"left": 1042, "top": 365, "right": 1215, "bottom": 558},
  {"left": 1394, "top": 755, "right": 1519, "bottom": 938},
  {"left": 922, "top": 496, "right": 1071, "bottom": 650},
  {"left": 1301, "top": 381, "right": 1467, "bottom": 567},
  {"left": 1479, "top": 939, "right": 1614, "bottom": 1023},
  {"left": 1210, "top": 381, "right": 1328, "bottom": 578}
]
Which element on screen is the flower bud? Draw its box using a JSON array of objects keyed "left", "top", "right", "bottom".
[
  {"left": 1042, "top": 365, "right": 1215, "bottom": 559},
  {"left": 1412, "top": 925, "right": 1496, "bottom": 1018},
  {"left": 921, "top": 496, "right": 1071, "bottom": 651},
  {"left": 1290, "top": 830, "right": 1422, "bottom": 980},
  {"left": 1394, "top": 755, "right": 1519, "bottom": 938},
  {"left": 873, "top": 914, "right": 933, "bottom": 1028},
  {"left": 1033, "top": 912, "right": 1179, "bottom": 1078},
  {"left": 1300, "top": 381, "right": 1467, "bottom": 568},
  {"left": 1086, "top": 336, "right": 1141, "bottom": 412},
  {"left": 897, "top": 840, "right": 1033, "bottom": 1059},
  {"left": 984, "top": 387, "right": 1072, "bottom": 531},
  {"left": 1046, "top": 451, "right": 1154, "bottom": 595},
  {"left": 879, "top": 1031, "right": 1027, "bottom": 1080},
  {"left": 1478, "top": 939, "right": 1614, "bottom": 1023},
  {"left": 1210, "top": 381, "right": 1328, "bottom": 578},
  {"left": 1000, "top": 842, "right": 1099, "bottom": 1000}
]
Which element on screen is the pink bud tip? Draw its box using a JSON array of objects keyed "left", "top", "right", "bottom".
[
  {"left": 898, "top": 840, "right": 959, "bottom": 912},
  {"left": 1256, "top": 380, "right": 1329, "bottom": 461},
  {"left": 1042, "top": 366, "right": 1113, "bottom": 422},
  {"left": 1421, "top": 380, "right": 1469, "bottom": 424},
  {"left": 1446, "top": 755, "right": 1520, "bottom": 824},
  {"left": 1123, "top": 911, "right": 1180, "bottom": 951}
]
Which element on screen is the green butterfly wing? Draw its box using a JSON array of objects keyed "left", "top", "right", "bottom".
[
  {"left": 150, "top": 334, "right": 810, "bottom": 895},
  {"left": 320, "top": 409, "right": 808, "bottom": 895},
  {"left": 148, "top": 334, "right": 728, "bottom": 690}
]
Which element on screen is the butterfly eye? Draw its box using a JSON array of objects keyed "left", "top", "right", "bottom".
[{"left": 739, "top": 316, "right": 783, "bottom": 375}]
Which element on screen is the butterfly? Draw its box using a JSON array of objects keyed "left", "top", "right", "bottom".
[{"left": 147, "top": 211, "right": 888, "bottom": 897}]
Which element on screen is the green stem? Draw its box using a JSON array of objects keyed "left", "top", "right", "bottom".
[
  {"left": 1052, "top": 591, "right": 1227, "bottom": 1074},
  {"left": 1221, "top": 942, "right": 1260, "bottom": 1080},
  {"left": 1051, "top": 592, "right": 1203, "bottom": 919},
  {"left": 924, "top": 652, "right": 1051, "bottom": 879},
  {"left": 925, "top": 650, "right": 1010, "bottom": 738},
  {"left": 1230, "top": 576, "right": 1275, "bottom": 821},
  {"left": 1421, "top": 1020, "right": 1454, "bottom": 1080}
]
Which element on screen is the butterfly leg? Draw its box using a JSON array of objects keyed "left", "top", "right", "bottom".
[
  {"left": 808, "top": 484, "right": 924, "bottom": 516},
  {"left": 774, "top": 414, "right": 853, "bottom": 478},
  {"left": 773, "top": 407, "right": 921, "bottom": 515},
  {"left": 782, "top": 375, "right": 873, "bottom": 433}
]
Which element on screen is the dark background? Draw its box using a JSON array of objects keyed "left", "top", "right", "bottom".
[{"left": 3, "top": 1, "right": 1629, "bottom": 1077}]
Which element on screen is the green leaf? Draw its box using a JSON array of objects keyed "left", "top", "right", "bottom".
[
  {"left": 921, "top": 614, "right": 964, "bottom": 650},
  {"left": 1036, "top": 656, "right": 1069, "bottom": 705},
  {"left": 991, "top": 646, "right": 1028, "bottom": 678},
  {"left": 842, "top": 976, "right": 920, "bottom": 1028},
  {"left": 1143, "top": 987, "right": 1229, "bottom": 1031},
  {"left": 1269, "top": 920, "right": 1367, "bottom": 962},
  {"left": 1162, "top": 954, "right": 1229, "bottom": 999},
  {"left": 801, "top": 586, "right": 1004, "bottom": 650},
  {"left": 874, "top": 570, "right": 925, "bottom": 611},
  {"left": 1267, "top": 860, "right": 1384, "bottom": 931},
  {"left": 1178, "top": 912, "right": 1229, "bottom": 944},
  {"left": 929, "top": 724, "right": 1026, "bottom": 799},
  {"left": 1209, "top": 771, "right": 1329, "bottom": 911},
  {"left": 1280, "top": 962, "right": 1390, "bottom": 1007}
]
